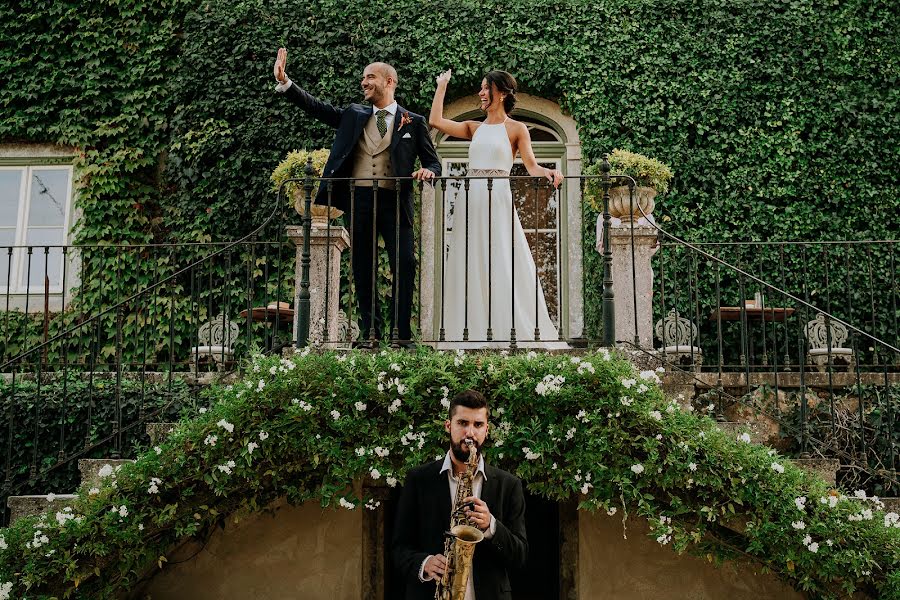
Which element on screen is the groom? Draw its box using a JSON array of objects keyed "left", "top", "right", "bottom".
[{"left": 274, "top": 49, "right": 441, "bottom": 346}]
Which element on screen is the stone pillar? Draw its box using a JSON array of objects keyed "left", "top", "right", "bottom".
[
  {"left": 419, "top": 183, "right": 435, "bottom": 342},
  {"left": 287, "top": 224, "right": 350, "bottom": 346},
  {"left": 607, "top": 225, "right": 658, "bottom": 349}
]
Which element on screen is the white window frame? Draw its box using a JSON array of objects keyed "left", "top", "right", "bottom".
[{"left": 0, "top": 161, "right": 77, "bottom": 311}]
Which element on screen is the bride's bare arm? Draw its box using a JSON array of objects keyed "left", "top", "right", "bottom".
[
  {"left": 429, "top": 69, "right": 476, "bottom": 140},
  {"left": 510, "top": 121, "right": 563, "bottom": 188}
]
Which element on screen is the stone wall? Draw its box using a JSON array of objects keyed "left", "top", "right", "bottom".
[
  {"left": 136, "top": 498, "right": 361, "bottom": 600},
  {"left": 579, "top": 511, "right": 804, "bottom": 599}
]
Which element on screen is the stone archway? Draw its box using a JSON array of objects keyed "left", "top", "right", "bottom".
[{"left": 419, "top": 93, "right": 584, "bottom": 342}]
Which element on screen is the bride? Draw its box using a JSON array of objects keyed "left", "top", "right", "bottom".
[{"left": 429, "top": 69, "right": 567, "bottom": 348}]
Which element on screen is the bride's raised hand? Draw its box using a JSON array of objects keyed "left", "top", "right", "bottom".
[{"left": 436, "top": 69, "right": 452, "bottom": 87}]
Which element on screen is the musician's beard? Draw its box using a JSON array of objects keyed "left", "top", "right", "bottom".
[{"left": 451, "top": 437, "right": 482, "bottom": 463}]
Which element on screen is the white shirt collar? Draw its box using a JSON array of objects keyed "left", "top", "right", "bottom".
[
  {"left": 372, "top": 101, "right": 398, "bottom": 117},
  {"left": 439, "top": 450, "right": 487, "bottom": 479}
]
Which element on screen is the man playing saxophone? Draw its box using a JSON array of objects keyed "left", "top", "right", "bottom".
[{"left": 392, "top": 390, "right": 528, "bottom": 600}]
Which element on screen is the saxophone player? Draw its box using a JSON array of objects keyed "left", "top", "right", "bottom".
[{"left": 392, "top": 390, "right": 528, "bottom": 600}]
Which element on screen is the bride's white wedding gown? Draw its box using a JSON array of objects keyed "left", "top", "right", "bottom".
[{"left": 437, "top": 121, "right": 567, "bottom": 349}]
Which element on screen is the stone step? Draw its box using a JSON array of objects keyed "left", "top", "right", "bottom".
[
  {"left": 7, "top": 494, "right": 77, "bottom": 526},
  {"left": 882, "top": 498, "right": 899, "bottom": 513},
  {"left": 147, "top": 422, "right": 177, "bottom": 445},
  {"left": 789, "top": 458, "right": 841, "bottom": 486},
  {"left": 78, "top": 458, "right": 134, "bottom": 490}
]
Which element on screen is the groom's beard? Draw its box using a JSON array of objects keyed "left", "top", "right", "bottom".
[{"left": 450, "top": 437, "right": 482, "bottom": 463}]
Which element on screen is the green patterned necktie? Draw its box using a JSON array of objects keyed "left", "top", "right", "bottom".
[{"left": 376, "top": 109, "right": 388, "bottom": 137}]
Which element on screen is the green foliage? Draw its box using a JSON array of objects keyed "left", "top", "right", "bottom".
[
  {"left": 270, "top": 148, "right": 330, "bottom": 198},
  {"left": 0, "top": 374, "right": 195, "bottom": 511},
  {"left": 2, "top": 0, "right": 898, "bottom": 341},
  {"left": 583, "top": 149, "right": 675, "bottom": 214},
  {"left": 0, "top": 350, "right": 897, "bottom": 598}
]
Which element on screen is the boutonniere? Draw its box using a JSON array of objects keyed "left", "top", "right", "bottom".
[{"left": 397, "top": 112, "right": 413, "bottom": 131}]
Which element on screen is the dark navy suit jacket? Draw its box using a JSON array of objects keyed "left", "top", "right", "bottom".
[
  {"left": 391, "top": 459, "right": 528, "bottom": 600},
  {"left": 282, "top": 83, "right": 442, "bottom": 225}
]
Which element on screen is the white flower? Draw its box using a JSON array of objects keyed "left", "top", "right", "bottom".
[
  {"left": 370, "top": 468, "right": 381, "bottom": 480},
  {"left": 98, "top": 464, "right": 114, "bottom": 478},
  {"left": 771, "top": 462, "right": 785, "bottom": 473},
  {"left": 139, "top": 523, "right": 144, "bottom": 531},
  {"left": 826, "top": 539, "right": 833, "bottom": 547},
  {"left": 577, "top": 362, "right": 596, "bottom": 375},
  {"left": 259, "top": 431, "right": 269, "bottom": 441},
  {"left": 576, "top": 409, "right": 589, "bottom": 423},
  {"left": 217, "top": 419, "right": 234, "bottom": 433},
  {"left": 649, "top": 410, "right": 662, "bottom": 421},
  {"left": 88, "top": 487, "right": 100, "bottom": 495},
  {"left": 535, "top": 374, "right": 565, "bottom": 396},
  {"left": 639, "top": 370, "right": 660, "bottom": 383},
  {"left": 884, "top": 512, "right": 900, "bottom": 528},
  {"left": 802, "top": 534, "right": 812, "bottom": 545},
  {"left": 630, "top": 464, "right": 645, "bottom": 475},
  {"left": 807, "top": 542, "right": 819, "bottom": 553},
  {"left": 147, "top": 477, "right": 161, "bottom": 495},
  {"left": 791, "top": 520, "right": 805, "bottom": 530},
  {"left": 580, "top": 483, "right": 592, "bottom": 495},
  {"left": 794, "top": 497, "right": 807, "bottom": 511},
  {"left": 118, "top": 505, "right": 128, "bottom": 518},
  {"left": 390, "top": 362, "right": 401, "bottom": 372},
  {"left": 374, "top": 446, "right": 389, "bottom": 458},
  {"left": 688, "top": 463, "right": 697, "bottom": 472},
  {"left": 738, "top": 432, "right": 751, "bottom": 443},
  {"left": 655, "top": 434, "right": 663, "bottom": 440},
  {"left": 636, "top": 384, "right": 649, "bottom": 394},
  {"left": 606, "top": 507, "right": 617, "bottom": 516},
  {"left": 388, "top": 399, "right": 402, "bottom": 413},
  {"left": 565, "top": 427, "right": 577, "bottom": 441},
  {"left": 621, "top": 378, "right": 636, "bottom": 389},
  {"left": 339, "top": 497, "right": 355, "bottom": 510},
  {"left": 216, "top": 460, "right": 237, "bottom": 475},
  {"left": 46, "top": 493, "right": 56, "bottom": 502},
  {"left": 355, "top": 401, "right": 367, "bottom": 412},
  {"left": 356, "top": 447, "right": 367, "bottom": 457},
  {"left": 247, "top": 441, "right": 259, "bottom": 454},
  {"left": 854, "top": 489, "right": 867, "bottom": 500},
  {"left": 522, "top": 447, "right": 541, "bottom": 460},
  {"left": 204, "top": 434, "right": 218, "bottom": 447},
  {"left": 0, "top": 536, "right": 6, "bottom": 550},
  {"left": 620, "top": 396, "right": 634, "bottom": 407},
  {"left": 199, "top": 407, "right": 208, "bottom": 414},
  {"left": 257, "top": 379, "right": 265, "bottom": 391},
  {"left": 386, "top": 476, "right": 398, "bottom": 488},
  {"left": 269, "top": 365, "right": 278, "bottom": 375},
  {"left": 154, "top": 446, "right": 162, "bottom": 455},
  {"left": 0, "top": 582, "right": 12, "bottom": 600},
  {"left": 440, "top": 398, "right": 450, "bottom": 409},
  {"left": 55, "top": 511, "right": 75, "bottom": 526}
]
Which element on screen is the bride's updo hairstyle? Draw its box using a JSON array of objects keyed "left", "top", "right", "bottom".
[{"left": 484, "top": 70, "right": 517, "bottom": 114}]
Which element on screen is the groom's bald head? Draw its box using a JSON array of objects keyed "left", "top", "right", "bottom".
[
  {"left": 369, "top": 62, "right": 398, "bottom": 86},
  {"left": 361, "top": 62, "right": 398, "bottom": 106}
]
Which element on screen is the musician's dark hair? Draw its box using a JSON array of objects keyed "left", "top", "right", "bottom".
[
  {"left": 484, "top": 70, "right": 517, "bottom": 113},
  {"left": 449, "top": 389, "right": 489, "bottom": 418}
]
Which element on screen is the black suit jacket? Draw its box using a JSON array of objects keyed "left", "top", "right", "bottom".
[
  {"left": 392, "top": 459, "right": 528, "bottom": 600},
  {"left": 282, "top": 83, "right": 442, "bottom": 225}
]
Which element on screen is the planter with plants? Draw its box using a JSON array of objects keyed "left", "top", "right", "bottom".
[
  {"left": 584, "top": 149, "right": 673, "bottom": 223},
  {"left": 270, "top": 149, "right": 343, "bottom": 226}
]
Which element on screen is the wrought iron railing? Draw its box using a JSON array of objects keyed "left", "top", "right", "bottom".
[{"left": 0, "top": 200, "right": 294, "bottom": 523}]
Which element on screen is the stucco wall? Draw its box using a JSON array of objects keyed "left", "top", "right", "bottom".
[
  {"left": 579, "top": 511, "right": 805, "bottom": 599},
  {"left": 139, "top": 498, "right": 361, "bottom": 600}
]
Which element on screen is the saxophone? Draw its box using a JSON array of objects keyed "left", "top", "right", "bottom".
[{"left": 435, "top": 438, "right": 484, "bottom": 600}]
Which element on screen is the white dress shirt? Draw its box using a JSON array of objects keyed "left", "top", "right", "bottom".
[{"left": 418, "top": 451, "right": 497, "bottom": 600}]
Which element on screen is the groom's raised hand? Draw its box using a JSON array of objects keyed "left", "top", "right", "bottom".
[{"left": 274, "top": 47, "right": 288, "bottom": 84}]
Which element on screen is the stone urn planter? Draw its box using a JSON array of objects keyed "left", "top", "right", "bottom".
[
  {"left": 271, "top": 148, "right": 344, "bottom": 227},
  {"left": 291, "top": 188, "right": 344, "bottom": 227},
  {"left": 607, "top": 184, "right": 657, "bottom": 222}
]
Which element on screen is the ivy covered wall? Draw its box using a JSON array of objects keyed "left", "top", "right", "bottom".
[{"left": 1, "top": 0, "right": 898, "bottom": 339}]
